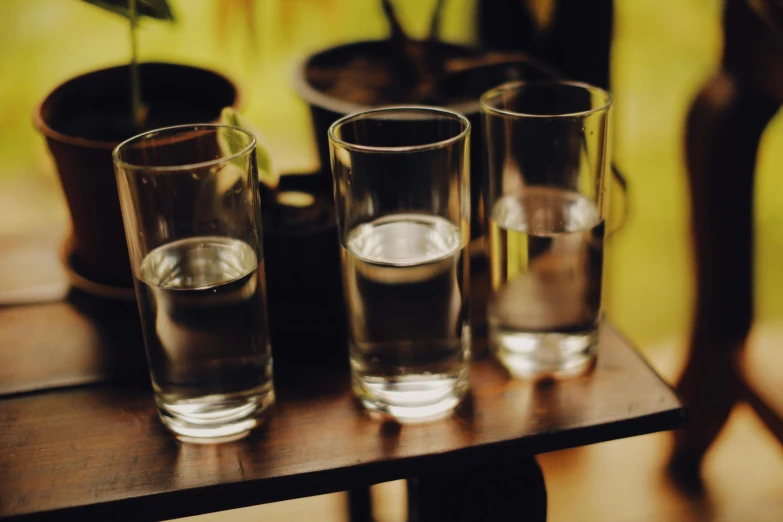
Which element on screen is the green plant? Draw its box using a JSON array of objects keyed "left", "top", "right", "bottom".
[{"left": 80, "top": 0, "right": 175, "bottom": 130}]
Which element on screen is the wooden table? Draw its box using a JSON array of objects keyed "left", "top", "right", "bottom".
[{"left": 0, "top": 233, "right": 685, "bottom": 521}]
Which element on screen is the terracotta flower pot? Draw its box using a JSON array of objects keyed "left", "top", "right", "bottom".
[{"left": 35, "top": 62, "right": 239, "bottom": 289}]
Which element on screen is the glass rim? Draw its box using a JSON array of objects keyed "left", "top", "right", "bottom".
[
  {"left": 480, "top": 80, "right": 612, "bottom": 119},
  {"left": 112, "top": 123, "right": 257, "bottom": 172},
  {"left": 328, "top": 105, "right": 471, "bottom": 154}
]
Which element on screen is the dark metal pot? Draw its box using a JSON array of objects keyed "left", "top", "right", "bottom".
[{"left": 293, "top": 41, "right": 560, "bottom": 350}]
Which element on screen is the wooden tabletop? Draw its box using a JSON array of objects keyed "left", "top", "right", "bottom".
[
  {"left": 0, "top": 229, "right": 685, "bottom": 520},
  {"left": 0, "top": 321, "right": 684, "bottom": 521}
]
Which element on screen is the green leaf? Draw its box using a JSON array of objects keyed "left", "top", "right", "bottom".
[
  {"left": 219, "top": 108, "right": 280, "bottom": 191},
  {"left": 81, "top": 0, "right": 175, "bottom": 22}
]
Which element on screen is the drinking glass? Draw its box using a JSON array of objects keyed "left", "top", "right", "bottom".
[
  {"left": 114, "top": 124, "right": 275, "bottom": 442},
  {"left": 481, "top": 81, "right": 611, "bottom": 378},
  {"left": 329, "top": 106, "right": 471, "bottom": 422}
]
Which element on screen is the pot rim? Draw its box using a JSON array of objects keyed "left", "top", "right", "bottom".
[
  {"left": 292, "top": 39, "right": 562, "bottom": 116},
  {"left": 34, "top": 62, "right": 240, "bottom": 150}
]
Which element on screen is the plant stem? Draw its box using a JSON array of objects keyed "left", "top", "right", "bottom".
[
  {"left": 129, "top": 0, "right": 143, "bottom": 131},
  {"left": 381, "top": 0, "right": 408, "bottom": 45},
  {"left": 380, "top": 0, "right": 420, "bottom": 87},
  {"left": 428, "top": 0, "right": 446, "bottom": 40}
]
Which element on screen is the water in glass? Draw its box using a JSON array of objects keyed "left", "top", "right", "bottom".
[
  {"left": 135, "top": 236, "right": 274, "bottom": 442},
  {"left": 488, "top": 187, "right": 604, "bottom": 378},
  {"left": 341, "top": 213, "right": 468, "bottom": 421}
]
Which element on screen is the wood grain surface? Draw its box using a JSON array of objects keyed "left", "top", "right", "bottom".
[
  {"left": 0, "top": 324, "right": 684, "bottom": 521},
  {"left": 0, "top": 290, "right": 149, "bottom": 396}
]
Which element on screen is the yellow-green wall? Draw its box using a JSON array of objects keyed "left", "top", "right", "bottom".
[{"left": 1, "top": 0, "right": 782, "bottom": 353}]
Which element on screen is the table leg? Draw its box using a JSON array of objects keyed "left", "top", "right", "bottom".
[
  {"left": 347, "top": 486, "right": 374, "bottom": 522},
  {"left": 670, "top": 70, "right": 780, "bottom": 489},
  {"left": 407, "top": 455, "right": 546, "bottom": 521}
]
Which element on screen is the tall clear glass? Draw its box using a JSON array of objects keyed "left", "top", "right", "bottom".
[
  {"left": 481, "top": 81, "right": 611, "bottom": 379},
  {"left": 329, "top": 107, "right": 471, "bottom": 422},
  {"left": 114, "top": 124, "right": 275, "bottom": 442}
]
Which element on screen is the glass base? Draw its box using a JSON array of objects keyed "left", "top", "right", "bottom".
[
  {"left": 353, "top": 371, "right": 468, "bottom": 423},
  {"left": 155, "top": 386, "right": 275, "bottom": 444},
  {"left": 490, "top": 327, "right": 598, "bottom": 379}
]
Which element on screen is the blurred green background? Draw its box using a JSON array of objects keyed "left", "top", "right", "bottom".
[{"left": 0, "top": 0, "right": 782, "bottom": 355}]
